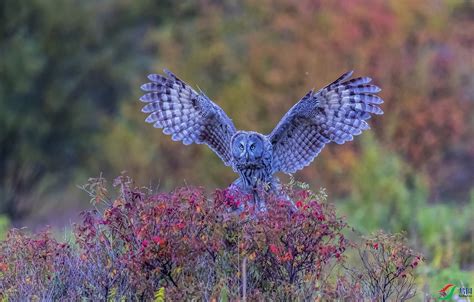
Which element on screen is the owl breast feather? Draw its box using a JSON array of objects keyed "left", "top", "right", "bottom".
[{"left": 235, "top": 164, "right": 273, "bottom": 190}]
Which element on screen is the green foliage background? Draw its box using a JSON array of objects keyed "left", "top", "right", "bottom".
[{"left": 1, "top": 0, "right": 473, "bottom": 297}]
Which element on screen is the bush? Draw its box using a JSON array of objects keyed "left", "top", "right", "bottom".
[
  {"left": 0, "top": 176, "right": 422, "bottom": 300},
  {"left": 343, "top": 232, "right": 423, "bottom": 301}
]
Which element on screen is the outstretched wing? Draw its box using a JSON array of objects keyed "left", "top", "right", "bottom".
[
  {"left": 268, "top": 71, "right": 383, "bottom": 174},
  {"left": 140, "top": 69, "right": 237, "bottom": 166}
]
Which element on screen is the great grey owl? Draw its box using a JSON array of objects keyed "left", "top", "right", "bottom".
[{"left": 140, "top": 69, "right": 383, "bottom": 210}]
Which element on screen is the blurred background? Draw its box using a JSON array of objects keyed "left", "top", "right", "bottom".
[{"left": 1, "top": 0, "right": 473, "bottom": 293}]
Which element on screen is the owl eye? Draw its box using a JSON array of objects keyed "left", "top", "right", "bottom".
[
  {"left": 239, "top": 144, "right": 244, "bottom": 151},
  {"left": 250, "top": 144, "right": 256, "bottom": 151}
]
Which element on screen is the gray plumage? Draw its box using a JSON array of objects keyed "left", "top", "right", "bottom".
[{"left": 140, "top": 69, "right": 383, "bottom": 210}]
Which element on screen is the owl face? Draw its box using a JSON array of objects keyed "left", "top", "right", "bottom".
[{"left": 231, "top": 131, "right": 265, "bottom": 166}]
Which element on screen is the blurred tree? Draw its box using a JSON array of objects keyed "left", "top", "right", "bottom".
[
  {"left": 0, "top": 0, "right": 175, "bottom": 219},
  {"left": 340, "top": 134, "right": 428, "bottom": 233}
]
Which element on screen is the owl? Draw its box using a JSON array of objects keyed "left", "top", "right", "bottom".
[{"left": 140, "top": 69, "right": 383, "bottom": 210}]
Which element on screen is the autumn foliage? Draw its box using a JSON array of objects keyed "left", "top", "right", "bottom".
[
  {"left": 342, "top": 232, "right": 423, "bottom": 301},
  {"left": 0, "top": 176, "right": 422, "bottom": 300}
]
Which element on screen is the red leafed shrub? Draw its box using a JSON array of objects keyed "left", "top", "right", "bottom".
[
  {"left": 234, "top": 188, "right": 348, "bottom": 299},
  {"left": 342, "top": 231, "right": 424, "bottom": 301},
  {"left": 74, "top": 175, "right": 347, "bottom": 300},
  {"left": 0, "top": 228, "right": 77, "bottom": 300},
  {"left": 0, "top": 175, "right": 422, "bottom": 300}
]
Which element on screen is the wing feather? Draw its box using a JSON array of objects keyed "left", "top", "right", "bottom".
[
  {"left": 268, "top": 71, "right": 383, "bottom": 173},
  {"left": 140, "top": 69, "right": 237, "bottom": 166}
]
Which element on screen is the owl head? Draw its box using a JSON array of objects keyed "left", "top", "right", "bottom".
[{"left": 231, "top": 131, "right": 271, "bottom": 167}]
